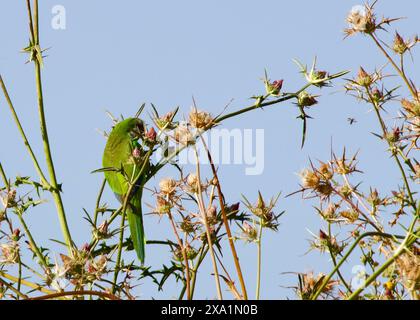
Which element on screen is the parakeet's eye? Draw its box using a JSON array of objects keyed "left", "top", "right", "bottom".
[{"left": 130, "top": 120, "right": 145, "bottom": 140}]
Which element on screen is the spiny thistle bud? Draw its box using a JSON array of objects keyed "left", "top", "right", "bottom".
[
  {"left": 319, "top": 229, "right": 328, "bottom": 240},
  {"left": 0, "top": 190, "right": 17, "bottom": 209},
  {"left": 144, "top": 127, "right": 157, "bottom": 144},
  {"left": 94, "top": 220, "right": 110, "bottom": 240},
  {"left": 385, "top": 127, "right": 401, "bottom": 143},
  {"left": 265, "top": 79, "right": 284, "bottom": 96},
  {"left": 0, "top": 243, "right": 19, "bottom": 264},
  {"left": 356, "top": 67, "right": 373, "bottom": 87},
  {"left": 81, "top": 243, "right": 90, "bottom": 253},
  {"left": 155, "top": 195, "right": 172, "bottom": 214},
  {"left": 367, "top": 189, "right": 382, "bottom": 207},
  {"left": 371, "top": 87, "right": 383, "bottom": 103},
  {"left": 188, "top": 109, "right": 214, "bottom": 130},
  {"left": 318, "top": 162, "right": 333, "bottom": 180},
  {"left": 159, "top": 177, "right": 177, "bottom": 196},
  {"left": 339, "top": 185, "right": 352, "bottom": 199},
  {"left": 339, "top": 210, "right": 359, "bottom": 223},
  {"left": 179, "top": 216, "right": 196, "bottom": 234},
  {"left": 321, "top": 203, "right": 340, "bottom": 221},
  {"left": 334, "top": 159, "right": 356, "bottom": 175},
  {"left": 413, "top": 164, "right": 420, "bottom": 183},
  {"left": 132, "top": 147, "right": 142, "bottom": 159},
  {"left": 206, "top": 205, "right": 218, "bottom": 225},
  {"left": 11, "top": 229, "right": 21, "bottom": 242},
  {"left": 401, "top": 99, "right": 420, "bottom": 117},
  {"left": 156, "top": 111, "right": 177, "bottom": 130},
  {"left": 174, "top": 244, "right": 198, "bottom": 261},
  {"left": 185, "top": 173, "right": 202, "bottom": 193},
  {"left": 393, "top": 32, "right": 408, "bottom": 55},
  {"left": 297, "top": 91, "right": 318, "bottom": 107},
  {"left": 242, "top": 221, "right": 258, "bottom": 242}
]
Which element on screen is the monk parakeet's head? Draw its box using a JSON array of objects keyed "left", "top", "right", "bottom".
[{"left": 125, "top": 118, "right": 146, "bottom": 140}]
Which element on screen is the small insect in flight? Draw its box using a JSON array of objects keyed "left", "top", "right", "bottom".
[{"left": 347, "top": 117, "right": 357, "bottom": 125}]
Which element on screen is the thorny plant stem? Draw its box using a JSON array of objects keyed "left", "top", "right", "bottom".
[
  {"left": 370, "top": 33, "right": 418, "bottom": 100},
  {"left": 17, "top": 213, "right": 49, "bottom": 269},
  {"left": 93, "top": 179, "right": 107, "bottom": 226},
  {"left": 311, "top": 229, "right": 416, "bottom": 300},
  {"left": 193, "top": 146, "right": 223, "bottom": 300},
  {"left": 0, "top": 271, "right": 54, "bottom": 295},
  {"left": 0, "top": 277, "right": 28, "bottom": 299},
  {"left": 111, "top": 210, "right": 126, "bottom": 294},
  {"left": 327, "top": 223, "right": 352, "bottom": 293},
  {"left": 200, "top": 136, "right": 248, "bottom": 300},
  {"left": 0, "top": 163, "right": 49, "bottom": 269},
  {"left": 365, "top": 89, "right": 416, "bottom": 210},
  {"left": 341, "top": 173, "right": 383, "bottom": 231},
  {"left": 27, "top": 290, "right": 120, "bottom": 300},
  {"left": 347, "top": 208, "right": 419, "bottom": 300},
  {"left": 150, "top": 71, "right": 347, "bottom": 176},
  {"left": 167, "top": 210, "right": 191, "bottom": 300},
  {"left": 27, "top": 0, "right": 74, "bottom": 252}
]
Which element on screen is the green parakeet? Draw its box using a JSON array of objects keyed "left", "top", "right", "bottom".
[{"left": 102, "top": 118, "right": 150, "bottom": 264}]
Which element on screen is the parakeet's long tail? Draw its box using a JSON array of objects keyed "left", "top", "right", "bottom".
[{"left": 127, "top": 189, "right": 146, "bottom": 264}]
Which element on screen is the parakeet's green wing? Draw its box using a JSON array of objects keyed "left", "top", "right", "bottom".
[{"left": 102, "top": 118, "right": 147, "bottom": 263}]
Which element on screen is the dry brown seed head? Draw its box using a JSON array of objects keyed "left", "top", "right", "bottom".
[
  {"left": 159, "top": 177, "right": 177, "bottom": 196},
  {"left": 188, "top": 109, "right": 214, "bottom": 129}
]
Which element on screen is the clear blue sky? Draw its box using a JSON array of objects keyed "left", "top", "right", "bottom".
[{"left": 1, "top": 1, "right": 419, "bottom": 299}]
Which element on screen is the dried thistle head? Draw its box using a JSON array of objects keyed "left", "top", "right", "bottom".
[
  {"left": 0, "top": 189, "right": 17, "bottom": 209},
  {"left": 159, "top": 177, "right": 178, "bottom": 197},
  {"left": 345, "top": 4, "right": 376, "bottom": 35},
  {"left": 0, "top": 242, "right": 19, "bottom": 264},
  {"left": 339, "top": 209, "right": 359, "bottom": 224},
  {"left": 296, "top": 272, "right": 338, "bottom": 300},
  {"left": 396, "top": 248, "right": 420, "bottom": 291},
  {"left": 184, "top": 173, "right": 201, "bottom": 193},
  {"left": 299, "top": 167, "right": 333, "bottom": 198},
  {"left": 392, "top": 32, "right": 418, "bottom": 55},
  {"left": 401, "top": 99, "right": 420, "bottom": 118},
  {"left": 174, "top": 125, "right": 194, "bottom": 145},
  {"left": 206, "top": 205, "right": 218, "bottom": 226},
  {"left": 188, "top": 109, "right": 214, "bottom": 130},
  {"left": 241, "top": 221, "right": 258, "bottom": 242}
]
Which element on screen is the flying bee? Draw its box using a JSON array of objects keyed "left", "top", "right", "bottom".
[{"left": 347, "top": 117, "right": 357, "bottom": 125}]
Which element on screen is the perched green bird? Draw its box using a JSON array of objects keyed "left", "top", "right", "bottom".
[{"left": 102, "top": 118, "right": 150, "bottom": 264}]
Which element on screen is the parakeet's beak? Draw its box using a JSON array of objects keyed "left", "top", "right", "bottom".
[{"left": 130, "top": 119, "right": 145, "bottom": 140}]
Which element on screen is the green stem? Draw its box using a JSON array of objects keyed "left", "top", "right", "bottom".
[
  {"left": 26, "top": 0, "right": 73, "bottom": 252},
  {"left": 0, "top": 77, "right": 48, "bottom": 186},
  {"left": 17, "top": 212, "right": 49, "bottom": 269},
  {"left": 112, "top": 210, "right": 126, "bottom": 294},
  {"left": 347, "top": 214, "right": 419, "bottom": 300},
  {"left": 327, "top": 223, "right": 352, "bottom": 293},
  {"left": 370, "top": 33, "right": 418, "bottom": 100},
  {"left": 311, "top": 231, "right": 402, "bottom": 300},
  {"left": 93, "top": 179, "right": 107, "bottom": 226}
]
